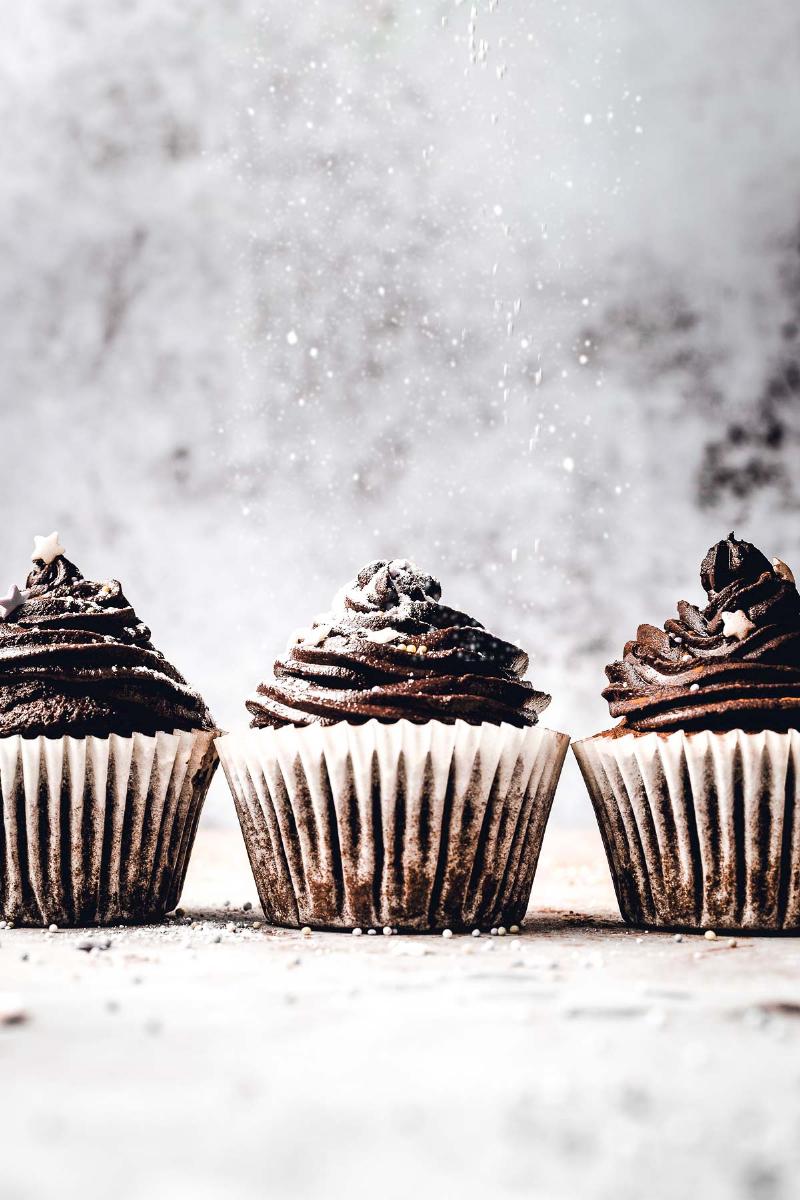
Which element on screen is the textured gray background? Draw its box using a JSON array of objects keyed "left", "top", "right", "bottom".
[{"left": 1, "top": 1, "right": 799, "bottom": 822}]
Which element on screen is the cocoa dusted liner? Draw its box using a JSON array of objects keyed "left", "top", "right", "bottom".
[
  {"left": 0, "top": 728, "right": 219, "bottom": 926},
  {"left": 574, "top": 728, "right": 800, "bottom": 933},
  {"left": 217, "top": 721, "right": 569, "bottom": 931}
]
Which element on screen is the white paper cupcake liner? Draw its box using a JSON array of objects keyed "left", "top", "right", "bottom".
[
  {"left": 0, "top": 728, "right": 218, "bottom": 927},
  {"left": 216, "top": 720, "right": 569, "bottom": 931},
  {"left": 573, "top": 728, "right": 800, "bottom": 931}
]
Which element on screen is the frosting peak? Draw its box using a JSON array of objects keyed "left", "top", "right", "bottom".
[
  {"left": 699, "top": 532, "right": 773, "bottom": 596},
  {"left": 604, "top": 534, "right": 800, "bottom": 733},
  {"left": 331, "top": 559, "right": 441, "bottom": 615},
  {"left": 248, "top": 559, "right": 550, "bottom": 728}
]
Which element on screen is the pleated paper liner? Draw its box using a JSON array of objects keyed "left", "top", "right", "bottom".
[
  {"left": 216, "top": 719, "right": 569, "bottom": 932},
  {"left": 0, "top": 728, "right": 218, "bottom": 927},
  {"left": 573, "top": 728, "right": 800, "bottom": 932}
]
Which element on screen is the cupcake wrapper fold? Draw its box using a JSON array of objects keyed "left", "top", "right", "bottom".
[
  {"left": 0, "top": 729, "right": 218, "bottom": 926},
  {"left": 216, "top": 720, "right": 569, "bottom": 931},
  {"left": 573, "top": 729, "right": 800, "bottom": 931}
]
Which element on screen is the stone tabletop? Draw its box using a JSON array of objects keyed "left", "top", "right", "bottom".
[{"left": 2, "top": 825, "right": 799, "bottom": 1200}]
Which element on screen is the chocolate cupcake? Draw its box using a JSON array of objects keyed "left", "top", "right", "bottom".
[
  {"left": 0, "top": 533, "right": 218, "bottom": 926},
  {"left": 573, "top": 533, "right": 800, "bottom": 931},
  {"left": 216, "top": 559, "right": 568, "bottom": 931}
]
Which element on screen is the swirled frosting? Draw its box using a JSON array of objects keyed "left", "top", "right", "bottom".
[
  {"left": 0, "top": 553, "right": 214, "bottom": 738},
  {"left": 603, "top": 534, "right": 800, "bottom": 733},
  {"left": 247, "top": 558, "right": 550, "bottom": 727}
]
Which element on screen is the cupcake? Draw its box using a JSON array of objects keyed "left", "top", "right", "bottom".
[
  {"left": 573, "top": 533, "right": 800, "bottom": 931},
  {"left": 0, "top": 533, "right": 218, "bottom": 926},
  {"left": 216, "top": 558, "right": 568, "bottom": 931}
]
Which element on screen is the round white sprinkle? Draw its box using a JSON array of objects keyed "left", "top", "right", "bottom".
[
  {"left": 352, "top": 927, "right": 363, "bottom": 937},
  {"left": 0, "top": 993, "right": 28, "bottom": 1026},
  {"left": 497, "top": 927, "right": 507, "bottom": 936},
  {"left": 301, "top": 926, "right": 312, "bottom": 938},
  {"left": 490, "top": 928, "right": 498, "bottom": 936},
  {"left": 442, "top": 929, "right": 453, "bottom": 939},
  {"left": 704, "top": 929, "right": 717, "bottom": 941},
  {"left": 674, "top": 933, "right": 683, "bottom": 943},
  {"left": 367, "top": 928, "right": 377, "bottom": 936},
  {"left": 509, "top": 925, "right": 520, "bottom": 934},
  {"left": 728, "top": 938, "right": 738, "bottom": 948},
  {"left": 47, "top": 924, "right": 58, "bottom": 933},
  {"left": 689, "top": 683, "right": 700, "bottom": 692},
  {"left": 382, "top": 926, "right": 392, "bottom": 936},
  {"left": 471, "top": 929, "right": 481, "bottom": 937}
]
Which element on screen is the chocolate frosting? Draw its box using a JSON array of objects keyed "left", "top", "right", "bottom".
[
  {"left": 247, "top": 558, "right": 550, "bottom": 728},
  {"left": 604, "top": 534, "right": 800, "bottom": 733},
  {"left": 0, "top": 555, "right": 214, "bottom": 738}
]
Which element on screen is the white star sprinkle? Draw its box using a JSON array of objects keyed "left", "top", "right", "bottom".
[
  {"left": 0, "top": 584, "right": 24, "bottom": 620},
  {"left": 772, "top": 557, "right": 795, "bottom": 584},
  {"left": 721, "top": 610, "right": 755, "bottom": 641},
  {"left": 31, "top": 531, "right": 65, "bottom": 565}
]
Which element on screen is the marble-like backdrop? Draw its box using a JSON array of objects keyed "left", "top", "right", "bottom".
[{"left": 1, "top": 1, "right": 798, "bottom": 821}]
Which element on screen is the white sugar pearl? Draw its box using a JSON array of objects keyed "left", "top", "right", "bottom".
[
  {"left": 352, "top": 927, "right": 363, "bottom": 937},
  {"left": 442, "top": 929, "right": 453, "bottom": 939}
]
